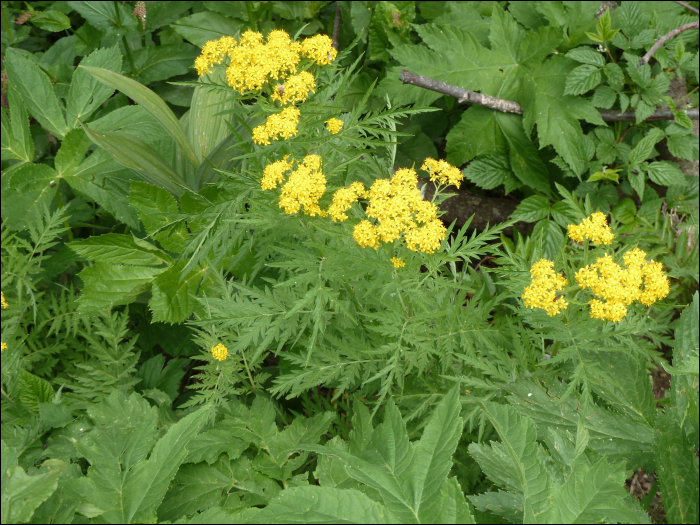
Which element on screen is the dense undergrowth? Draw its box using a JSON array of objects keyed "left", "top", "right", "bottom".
[{"left": 1, "top": 2, "right": 698, "bottom": 524}]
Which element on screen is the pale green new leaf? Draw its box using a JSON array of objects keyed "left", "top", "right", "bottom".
[
  {"left": 1, "top": 458, "right": 67, "bottom": 525},
  {"left": 253, "top": 486, "right": 391, "bottom": 524},
  {"left": 69, "top": 233, "right": 173, "bottom": 266},
  {"left": 80, "top": 66, "right": 198, "bottom": 168},
  {"left": 66, "top": 45, "right": 122, "bottom": 129},
  {"left": 4, "top": 50, "right": 68, "bottom": 139},
  {"left": 470, "top": 402, "right": 551, "bottom": 522}
]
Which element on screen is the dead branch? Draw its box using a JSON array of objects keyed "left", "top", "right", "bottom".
[
  {"left": 674, "top": 1, "right": 699, "bottom": 15},
  {"left": 332, "top": 2, "right": 342, "bottom": 50},
  {"left": 639, "top": 21, "right": 699, "bottom": 66}
]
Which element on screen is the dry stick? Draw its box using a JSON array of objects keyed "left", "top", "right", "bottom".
[
  {"left": 639, "top": 21, "right": 699, "bottom": 65},
  {"left": 399, "top": 69, "right": 700, "bottom": 121},
  {"left": 674, "top": 0, "right": 699, "bottom": 15},
  {"left": 332, "top": 2, "right": 342, "bottom": 50}
]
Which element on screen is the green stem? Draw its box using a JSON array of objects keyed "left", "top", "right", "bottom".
[
  {"left": 245, "top": 1, "right": 257, "bottom": 32},
  {"left": 29, "top": 24, "right": 47, "bottom": 51},
  {"left": 1, "top": 6, "right": 13, "bottom": 42},
  {"left": 54, "top": 191, "right": 74, "bottom": 241},
  {"left": 241, "top": 348, "right": 257, "bottom": 390},
  {"left": 604, "top": 42, "right": 616, "bottom": 64},
  {"left": 122, "top": 35, "right": 136, "bottom": 75}
]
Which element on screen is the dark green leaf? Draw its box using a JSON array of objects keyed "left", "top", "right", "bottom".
[
  {"left": 645, "top": 161, "right": 687, "bottom": 186},
  {"left": 170, "top": 11, "right": 244, "bottom": 47},
  {"left": 69, "top": 233, "right": 173, "bottom": 266},
  {"left": 511, "top": 195, "right": 550, "bottom": 222}
]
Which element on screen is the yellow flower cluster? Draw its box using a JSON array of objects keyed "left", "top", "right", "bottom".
[
  {"left": 327, "top": 182, "right": 367, "bottom": 222},
  {"left": 270, "top": 71, "right": 316, "bottom": 105},
  {"left": 1, "top": 342, "right": 6, "bottom": 353},
  {"left": 325, "top": 118, "right": 343, "bottom": 134},
  {"left": 1, "top": 291, "right": 7, "bottom": 309},
  {"left": 361, "top": 168, "right": 446, "bottom": 253},
  {"left": 278, "top": 155, "right": 327, "bottom": 217},
  {"left": 522, "top": 259, "right": 568, "bottom": 316},
  {"left": 261, "top": 157, "right": 293, "bottom": 190},
  {"left": 252, "top": 106, "right": 300, "bottom": 146},
  {"left": 567, "top": 212, "right": 615, "bottom": 245},
  {"left": 575, "top": 248, "right": 669, "bottom": 322},
  {"left": 300, "top": 34, "right": 337, "bottom": 65},
  {"left": 353, "top": 220, "right": 380, "bottom": 249},
  {"left": 390, "top": 257, "right": 405, "bottom": 268},
  {"left": 211, "top": 343, "right": 228, "bottom": 361},
  {"left": 421, "top": 158, "right": 464, "bottom": 188}
]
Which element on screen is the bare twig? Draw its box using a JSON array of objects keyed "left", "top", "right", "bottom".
[
  {"left": 332, "top": 2, "right": 342, "bottom": 50},
  {"left": 674, "top": 1, "right": 699, "bottom": 15},
  {"left": 400, "top": 69, "right": 700, "bottom": 121},
  {"left": 639, "top": 21, "right": 699, "bottom": 66},
  {"left": 595, "top": 1, "right": 618, "bottom": 19}
]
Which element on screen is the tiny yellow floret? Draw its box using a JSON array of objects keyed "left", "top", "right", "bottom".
[
  {"left": 421, "top": 158, "right": 464, "bottom": 188},
  {"left": 390, "top": 257, "right": 405, "bottom": 268},
  {"left": 521, "top": 259, "right": 568, "bottom": 316},
  {"left": 567, "top": 212, "right": 615, "bottom": 245},
  {"left": 325, "top": 118, "right": 343, "bottom": 134},
  {"left": 1, "top": 292, "right": 7, "bottom": 309},
  {"left": 211, "top": 343, "right": 228, "bottom": 361}
]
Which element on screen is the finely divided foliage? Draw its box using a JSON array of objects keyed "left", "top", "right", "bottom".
[{"left": 1, "top": 1, "right": 698, "bottom": 524}]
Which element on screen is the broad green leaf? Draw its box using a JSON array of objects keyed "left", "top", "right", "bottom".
[
  {"left": 1, "top": 459, "right": 67, "bottom": 524},
  {"left": 667, "top": 133, "right": 698, "bottom": 162},
  {"left": 88, "top": 105, "right": 171, "bottom": 142},
  {"left": 645, "top": 161, "right": 687, "bottom": 186},
  {"left": 77, "top": 263, "right": 165, "bottom": 311},
  {"left": 39, "top": 401, "right": 74, "bottom": 430},
  {"left": 127, "top": 43, "right": 199, "bottom": 85},
  {"left": 4, "top": 50, "right": 68, "bottom": 139},
  {"left": 54, "top": 129, "right": 92, "bottom": 177},
  {"left": 464, "top": 154, "right": 520, "bottom": 193},
  {"left": 2, "top": 163, "right": 57, "bottom": 230},
  {"left": 30, "top": 11, "right": 71, "bottom": 32},
  {"left": 591, "top": 85, "right": 617, "bottom": 109},
  {"left": 410, "top": 386, "right": 464, "bottom": 522},
  {"left": 135, "top": 354, "right": 188, "bottom": 402},
  {"left": 30, "top": 463, "right": 83, "bottom": 525},
  {"left": 532, "top": 219, "right": 565, "bottom": 260},
  {"left": 496, "top": 112, "right": 551, "bottom": 194},
  {"left": 18, "top": 370, "right": 54, "bottom": 413},
  {"left": 468, "top": 490, "right": 523, "bottom": 523},
  {"left": 547, "top": 456, "right": 650, "bottom": 523},
  {"left": 122, "top": 406, "right": 209, "bottom": 522},
  {"left": 81, "top": 123, "right": 189, "bottom": 196},
  {"left": 157, "top": 462, "right": 231, "bottom": 522},
  {"left": 63, "top": 149, "right": 141, "bottom": 229},
  {"left": 564, "top": 64, "right": 602, "bottom": 96},
  {"left": 184, "top": 428, "right": 249, "bottom": 465},
  {"left": 611, "top": 198, "right": 637, "bottom": 225},
  {"left": 254, "top": 486, "right": 391, "bottom": 524},
  {"left": 69, "top": 233, "right": 172, "bottom": 266},
  {"left": 80, "top": 66, "right": 198, "bottom": 168},
  {"left": 628, "top": 129, "right": 663, "bottom": 166},
  {"left": 170, "top": 11, "right": 244, "bottom": 47},
  {"left": 128, "top": 181, "right": 189, "bottom": 252},
  {"left": 149, "top": 263, "right": 205, "bottom": 323},
  {"left": 670, "top": 293, "right": 699, "bottom": 443},
  {"left": 565, "top": 47, "right": 605, "bottom": 66},
  {"left": 66, "top": 1, "right": 138, "bottom": 33},
  {"left": 445, "top": 106, "right": 505, "bottom": 167},
  {"left": 66, "top": 45, "right": 122, "bottom": 129},
  {"left": 511, "top": 195, "right": 550, "bottom": 222},
  {"left": 471, "top": 403, "right": 551, "bottom": 522},
  {"left": 654, "top": 411, "right": 699, "bottom": 524},
  {"left": 1, "top": 85, "right": 34, "bottom": 163}
]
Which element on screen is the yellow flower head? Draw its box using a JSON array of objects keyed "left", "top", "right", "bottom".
[
  {"left": 1, "top": 292, "right": 7, "bottom": 309},
  {"left": 1, "top": 342, "right": 7, "bottom": 353},
  {"left": 327, "top": 182, "right": 367, "bottom": 222},
  {"left": 421, "top": 158, "right": 464, "bottom": 188},
  {"left": 575, "top": 248, "right": 668, "bottom": 321},
  {"left": 261, "top": 157, "right": 293, "bottom": 190},
  {"left": 521, "top": 259, "right": 568, "bottom": 316},
  {"left": 353, "top": 220, "right": 379, "bottom": 249},
  {"left": 567, "top": 212, "right": 615, "bottom": 245},
  {"left": 360, "top": 167, "right": 446, "bottom": 253},
  {"left": 325, "top": 118, "right": 343, "bottom": 134},
  {"left": 271, "top": 71, "right": 316, "bottom": 105},
  {"left": 252, "top": 106, "right": 300, "bottom": 145},
  {"left": 300, "top": 34, "right": 337, "bottom": 65},
  {"left": 211, "top": 343, "right": 228, "bottom": 361},
  {"left": 194, "top": 36, "right": 238, "bottom": 75},
  {"left": 279, "top": 155, "right": 327, "bottom": 217},
  {"left": 390, "top": 257, "right": 405, "bottom": 268}
]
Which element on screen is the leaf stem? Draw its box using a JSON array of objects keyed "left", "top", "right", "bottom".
[{"left": 54, "top": 191, "right": 74, "bottom": 241}]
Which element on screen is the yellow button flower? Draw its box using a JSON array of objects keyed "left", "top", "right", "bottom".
[
  {"left": 521, "top": 259, "right": 568, "bottom": 316},
  {"left": 300, "top": 34, "right": 337, "bottom": 65},
  {"left": 421, "top": 158, "right": 464, "bottom": 188},
  {"left": 327, "top": 182, "right": 366, "bottom": 222},
  {"left": 325, "top": 118, "right": 343, "bottom": 134},
  {"left": 211, "top": 343, "right": 228, "bottom": 361},
  {"left": 261, "top": 157, "right": 293, "bottom": 190},
  {"left": 278, "top": 155, "right": 327, "bottom": 217},
  {"left": 252, "top": 106, "right": 301, "bottom": 145},
  {"left": 567, "top": 212, "right": 615, "bottom": 245}
]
